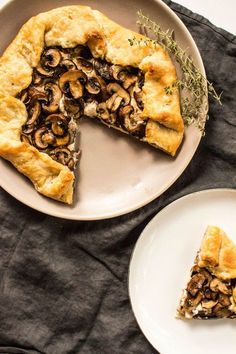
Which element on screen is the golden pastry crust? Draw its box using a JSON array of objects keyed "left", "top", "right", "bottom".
[
  {"left": 0, "top": 6, "right": 184, "bottom": 203},
  {"left": 145, "top": 120, "right": 183, "bottom": 156},
  {"left": 199, "top": 226, "right": 236, "bottom": 280},
  {"left": 0, "top": 96, "right": 74, "bottom": 203}
]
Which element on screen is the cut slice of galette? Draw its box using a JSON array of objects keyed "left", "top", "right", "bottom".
[
  {"left": 177, "top": 226, "right": 236, "bottom": 319},
  {"left": 0, "top": 6, "right": 184, "bottom": 204}
]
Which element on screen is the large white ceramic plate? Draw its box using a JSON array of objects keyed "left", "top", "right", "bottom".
[
  {"left": 129, "top": 189, "right": 236, "bottom": 354},
  {"left": 0, "top": 0, "right": 204, "bottom": 220}
]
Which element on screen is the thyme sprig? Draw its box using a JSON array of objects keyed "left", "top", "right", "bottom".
[{"left": 128, "top": 10, "right": 222, "bottom": 132}]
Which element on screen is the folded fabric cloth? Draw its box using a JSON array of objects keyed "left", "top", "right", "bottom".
[{"left": 0, "top": 1, "right": 235, "bottom": 353}]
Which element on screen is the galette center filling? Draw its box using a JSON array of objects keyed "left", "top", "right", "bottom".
[
  {"left": 18, "top": 45, "right": 146, "bottom": 170},
  {"left": 179, "top": 259, "right": 236, "bottom": 319}
]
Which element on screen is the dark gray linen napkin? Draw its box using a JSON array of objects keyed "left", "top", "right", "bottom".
[{"left": 0, "top": 1, "right": 235, "bottom": 353}]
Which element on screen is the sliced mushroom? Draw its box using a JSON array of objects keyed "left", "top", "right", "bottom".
[
  {"left": 67, "top": 158, "right": 75, "bottom": 170},
  {"left": 42, "top": 131, "right": 56, "bottom": 145},
  {"left": 233, "top": 287, "right": 236, "bottom": 304},
  {"left": 121, "top": 73, "right": 137, "bottom": 89},
  {"left": 111, "top": 65, "right": 124, "bottom": 81},
  {"left": 191, "top": 265, "right": 201, "bottom": 275},
  {"left": 86, "top": 77, "right": 101, "bottom": 95},
  {"left": 186, "top": 292, "right": 203, "bottom": 308},
  {"left": 201, "top": 300, "right": 218, "bottom": 309},
  {"left": 22, "top": 124, "right": 35, "bottom": 135},
  {"left": 32, "top": 71, "right": 43, "bottom": 85},
  {"left": 21, "top": 134, "right": 31, "bottom": 144},
  {"left": 96, "top": 102, "right": 110, "bottom": 120},
  {"left": 62, "top": 96, "right": 82, "bottom": 117},
  {"left": 106, "top": 83, "right": 130, "bottom": 112},
  {"left": 210, "top": 278, "right": 232, "bottom": 295},
  {"left": 18, "top": 90, "right": 28, "bottom": 104},
  {"left": 106, "top": 95, "right": 122, "bottom": 112},
  {"left": 187, "top": 273, "right": 206, "bottom": 297},
  {"left": 218, "top": 293, "right": 231, "bottom": 307},
  {"left": 213, "top": 303, "right": 231, "bottom": 317},
  {"left": 204, "top": 288, "right": 218, "bottom": 301},
  {"left": 93, "top": 59, "right": 112, "bottom": 81},
  {"left": 55, "top": 133, "right": 71, "bottom": 147},
  {"left": 59, "top": 70, "right": 86, "bottom": 99},
  {"left": 43, "top": 48, "right": 61, "bottom": 68},
  {"left": 45, "top": 114, "right": 68, "bottom": 137},
  {"left": 119, "top": 105, "right": 146, "bottom": 136},
  {"left": 199, "top": 269, "right": 213, "bottom": 286},
  {"left": 111, "top": 65, "right": 137, "bottom": 89},
  {"left": 75, "top": 58, "right": 93, "bottom": 73},
  {"left": 119, "top": 104, "right": 133, "bottom": 124},
  {"left": 42, "top": 83, "right": 62, "bottom": 113},
  {"left": 30, "top": 90, "right": 48, "bottom": 105},
  {"left": 60, "top": 59, "right": 77, "bottom": 71},
  {"left": 36, "top": 62, "right": 54, "bottom": 77},
  {"left": 34, "top": 127, "right": 55, "bottom": 149},
  {"left": 27, "top": 101, "right": 41, "bottom": 125},
  {"left": 133, "top": 90, "right": 144, "bottom": 110},
  {"left": 137, "top": 72, "right": 145, "bottom": 89},
  {"left": 49, "top": 147, "right": 73, "bottom": 167},
  {"left": 108, "top": 112, "right": 117, "bottom": 125}
]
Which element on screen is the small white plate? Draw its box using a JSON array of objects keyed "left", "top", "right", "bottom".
[
  {"left": 0, "top": 0, "right": 204, "bottom": 220},
  {"left": 129, "top": 189, "right": 236, "bottom": 354}
]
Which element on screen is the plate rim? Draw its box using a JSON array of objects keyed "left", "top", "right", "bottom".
[
  {"left": 0, "top": 0, "right": 205, "bottom": 220},
  {"left": 128, "top": 187, "right": 236, "bottom": 353}
]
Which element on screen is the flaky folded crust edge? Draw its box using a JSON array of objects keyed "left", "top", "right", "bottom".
[
  {"left": 0, "top": 6, "right": 184, "bottom": 204},
  {"left": 199, "top": 226, "right": 236, "bottom": 281}
]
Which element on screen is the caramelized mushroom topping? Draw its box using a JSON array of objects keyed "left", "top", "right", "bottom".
[
  {"left": 86, "top": 77, "right": 101, "bottom": 95},
  {"left": 36, "top": 62, "right": 54, "bottom": 77},
  {"left": 75, "top": 58, "right": 93, "bottom": 73},
  {"left": 106, "top": 83, "right": 130, "bottom": 112},
  {"left": 19, "top": 45, "right": 147, "bottom": 169},
  {"left": 210, "top": 278, "right": 232, "bottom": 295},
  {"left": 34, "top": 127, "right": 55, "bottom": 149},
  {"left": 59, "top": 70, "right": 86, "bottom": 99},
  {"left": 178, "top": 260, "right": 236, "bottom": 319},
  {"left": 97, "top": 102, "right": 109, "bottom": 120},
  {"left": 44, "top": 48, "right": 61, "bottom": 68},
  {"left": 45, "top": 114, "right": 68, "bottom": 136},
  {"left": 54, "top": 133, "right": 71, "bottom": 147},
  {"left": 49, "top": 147, "right": 75, "bottom": 170},
  {"left": 27, "top": 101, "right": 41, "bottom": 125},
  {"left": 29, "top": 90, "right": 48, "bottom": 105},
  {"left": 119, "top": 105, "right": 146, "bottom": 136},
  {"left": 21, "top": 134, "right": 31, "bottom": 144},
  {"left": 133, "top": 91, "right": 144, "bottom": 110},
  {"left": 187, "top": 273, "right": 206, "bottom": 297},
  {"left": 60, "top": 59, "right": 77, "bottom": 71},
  {"left": 42, "top": 83, "right": 62, "bottom": 114},
  {"left": 201, "top": 300, "right": 218, "bottom": 309},
  {"left": 93, "top": 59, "right": 112, "bottom": 80},
  {"left": 62, "top": 97, "right": 82, "bottom": 117},
  {"left": 111, "top": 65, "right": 137, "bottom": 89}
]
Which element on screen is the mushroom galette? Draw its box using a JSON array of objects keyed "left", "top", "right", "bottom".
[
  {"left": 177, "top": 226, "right": 236, "bottom": 320},
  {"left": 0, "top": 6, "right": 184, "bottom": 204}
]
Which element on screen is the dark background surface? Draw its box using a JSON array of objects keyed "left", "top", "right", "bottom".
[{"left": 0, "top": 1, "right": 235, "bottom": 353}]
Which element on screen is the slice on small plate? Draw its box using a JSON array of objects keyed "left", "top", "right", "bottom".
[
  {"left": 128, "top": 189, "right": 236, "bottom": 354},
  {"left": 177, "top": 225, "right": 236, "bottom": 319}
]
